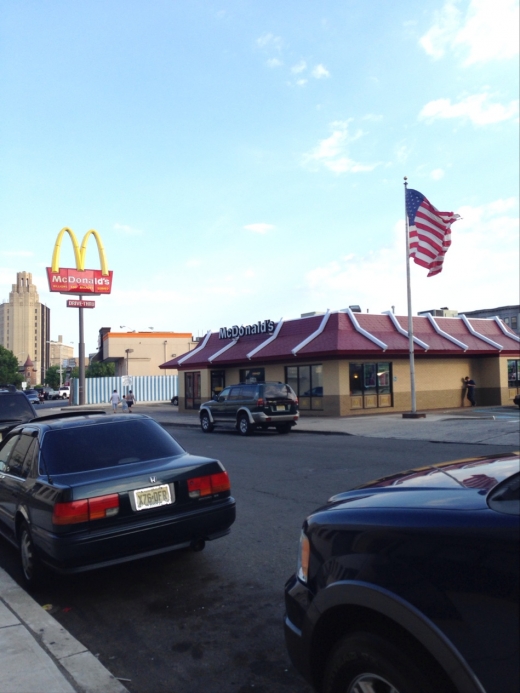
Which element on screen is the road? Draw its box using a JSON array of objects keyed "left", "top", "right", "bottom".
[{"left": 0, "top": 427, "right": 515, "bottom": 693}]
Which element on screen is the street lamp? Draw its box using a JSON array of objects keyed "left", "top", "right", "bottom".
[{"left": 125, "top": 348, "right": 134, "bottom": 375}]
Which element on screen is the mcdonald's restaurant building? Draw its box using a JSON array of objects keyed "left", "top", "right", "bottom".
[{"left": 160, "top": 310, "right": 520, "bottom": 416}]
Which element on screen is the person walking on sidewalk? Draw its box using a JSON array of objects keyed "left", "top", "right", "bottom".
[
  {"left": 464, "top": 377, "right": 476, "bottom": 406},
  {"left": 110, "top": 389, "right": 121, "bottom": 412},
  {"left": 125, "top": 390, "right": 136, "bottom": 412}
]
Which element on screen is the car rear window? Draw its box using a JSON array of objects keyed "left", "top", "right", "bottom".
[
  {"left": 263, "top": 383, "right": 297, "bottom": 400},
  {"left": 0, "top": 394, "right": 35, "bottom": 420},
  {"left": 41, "top": 419, "right": 186, "bottom": 474}
]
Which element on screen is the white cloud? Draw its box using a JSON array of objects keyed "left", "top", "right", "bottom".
[
  {"left": 304, "top": 197, "right": 519, "bottom": 314},
  {"left": 420, "top": 0, "right": 520, "bottom": 65},
  {"left": 419, "top": 93, "right": 519, "bottom": 125},
  {"left": 266, "top": 58, "right": 282, "bottom": 68},
  {"left": 296, "top": 78, "right": 308, "bottom": 87},
  {"left": 303, "top": 121, "right": 380, "bottom": 174},
  {"left": 291, "top": 60, "right": 307, "bottom": 74},
  {"left": 1, "top": 250, "right": 34, "bottom": 256},
  {"left": 114, "top": 222, "right": 143, "bottom": 236},
  {"left": 311, "top": 64, "right": 330, "bottom": 79},
  {"left": 244, "top": 223, "right": 274, "bottom": 234},
  {"left": 185, "top": 258, "right": 202, "bottom": 268},
  {"left": 431, "top": 168, "right": 445, "bottom": 180},
  {"left": 256, "top": 33, "right": 283, "bottom": 51}
]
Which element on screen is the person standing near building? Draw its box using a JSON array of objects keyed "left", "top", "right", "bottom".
[
  {"left": 110, "top": 389, "right": 121, "bottom": 412},
  {"left": 464, "top": 377, "right": 476, "bottom": 406},
  {"left": 125, "top": 390, "right": 136, "bottom": 412}
]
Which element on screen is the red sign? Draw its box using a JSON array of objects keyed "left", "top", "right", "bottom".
[
  {"left": 67, "top": 299, "right": 96, "bottom": 308},
  {"left": 46, "top": 267, "right": 113, "bottom": 295}
]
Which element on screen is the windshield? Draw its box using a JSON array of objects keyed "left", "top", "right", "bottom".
[
  {"left": 41, "top": 419, "right": 186, "bottom": 474},
  {"left": 0, "top": 394, "right": 35, "bottom": 420}
]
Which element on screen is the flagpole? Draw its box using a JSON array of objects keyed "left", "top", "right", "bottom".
[{"left": 404, "top": 176, "right": 417, "bottom": 415}]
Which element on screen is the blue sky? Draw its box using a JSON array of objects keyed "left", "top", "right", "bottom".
[{"left": 1, "top": 0, "right": 518, "bottom": 354}]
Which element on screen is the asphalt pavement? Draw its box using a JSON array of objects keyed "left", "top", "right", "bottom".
[{"left": 1, "top": 403, "right": 518, "bottom": 693}]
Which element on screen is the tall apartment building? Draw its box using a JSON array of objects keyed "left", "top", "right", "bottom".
[{"left": 0, "top": 272, "right": 51, "bottom": 385}]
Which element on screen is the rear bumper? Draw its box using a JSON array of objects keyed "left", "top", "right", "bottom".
[{"left": 33, "top": 497, "right": 236, "bottom": 574}]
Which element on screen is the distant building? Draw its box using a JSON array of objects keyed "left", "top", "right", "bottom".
[
  {"left": 93, "top": 328, "right": 199, "bottom": 377},
  {"left": 0, "top": 272, "right": 51, "bottom": 385},
  {"left": 459, "top": 305, "right": 519, "bottom": 336},
  {"left": 417, "top": 307, "right": 459, "bottom": 318}
]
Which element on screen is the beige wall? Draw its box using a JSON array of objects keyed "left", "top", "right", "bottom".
[
  {"left": 103, "top": 332, "right": 198, "bottom": 377},
  {"left": 176, "top": 353, "right": 516, "bottom": 416}
]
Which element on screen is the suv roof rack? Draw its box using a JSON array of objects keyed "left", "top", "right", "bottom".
[{"left": 32, "top": 409, "right": 106, "bottom": 423}]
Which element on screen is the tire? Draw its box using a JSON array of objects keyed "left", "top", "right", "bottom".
[
  {"left": 238, "top": 414, "right": 252, "bottom": 436},
  {"left": 19, "top": 521, "right": 44, "bottom": 587},
  {"left": 171, "top": 396, "right": 179, "bottom": 406},
  {"left": 276, "top": 423, "right": 292, "bottom": 434},
  {"left": 322, "top": 631, "right": 445, "bottom": 693},
  {"left": 200, "top": 412, "right": 214, "bottom": 433}
]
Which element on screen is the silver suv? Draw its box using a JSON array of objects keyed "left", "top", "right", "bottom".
[{"left": 200, "top": 382, "right": 299, "bottom": 436}]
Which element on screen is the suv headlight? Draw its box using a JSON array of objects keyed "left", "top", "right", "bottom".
[{"left": 297, "top": 530, "right": 310, "bottom": 583}]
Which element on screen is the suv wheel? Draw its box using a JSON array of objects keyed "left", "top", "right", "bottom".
[
  {"left": 200, "top": 412, "right": 214, "bottom": 433},
  {"left": 238, "top": 414, "right": 252, "bottom": 436},
  {"left": 276, "top": 423, "right": 292, "bottom": 434},
  {"left": 322, "top": 631, "right": 442, "bottom": 693}
]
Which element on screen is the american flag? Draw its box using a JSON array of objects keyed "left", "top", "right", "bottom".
[{"left": 406, "top": 188, "right": 460, "bottom": 277}]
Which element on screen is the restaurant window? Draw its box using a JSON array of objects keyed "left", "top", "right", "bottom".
[
  {"left": 239, "top": 368, "right": 265, "bottom": 384},
  {"left": 285, "top": 364, "right": 323, "bottom": 410},
  {"left": 350, "top": 362, "right": 393, "bottom": 409},
  {"left": 184, "top": 371, "right": 201, "bottom": 410},
  {"left": 507, "top": 360, "right": 520, "bottom": 389},
  {"left": 210, "top": 370, "right": 225, "bottom": 398}
]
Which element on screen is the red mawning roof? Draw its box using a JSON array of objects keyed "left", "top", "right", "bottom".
[{"left": 159, "top": 311, "right": 520, "bottom": 370}]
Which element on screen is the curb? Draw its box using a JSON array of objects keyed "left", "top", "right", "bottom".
[{"left": 0, "top": 567, "right": 129, "bottom": 693}]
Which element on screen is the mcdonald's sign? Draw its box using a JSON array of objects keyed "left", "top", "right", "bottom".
[{"left": 46, "top": 228, "right": 113, "bottom": 295}]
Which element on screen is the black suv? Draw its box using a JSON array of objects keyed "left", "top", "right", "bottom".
[
  {"left": 0, "top": 390, "right": 37, "bottom": 442},
  {"left": 284, "top": 454, "right": 520, "bottom": 693},
  {"left": 200, "top": 382, "right": 299, "bottom": 435}
]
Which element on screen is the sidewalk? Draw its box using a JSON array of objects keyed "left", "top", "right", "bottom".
[
  {"left": 144, "top": 402, "right": 520, "bottom": 448},
  {"left": 3, "top": 402, "right": 516, "bottom": 693},
  {"left": 0, "top": 567, "right": 128, "bottom": 693}
]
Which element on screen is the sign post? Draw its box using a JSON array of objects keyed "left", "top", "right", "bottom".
[{"left": 46, "top": 228, "right": 113, "bottom": 405}]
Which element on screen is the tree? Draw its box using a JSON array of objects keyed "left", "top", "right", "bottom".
[
  {"left": 0, "top": 346, "right": 23, "bottom": 387},
  {"left": 68, "top": 362, "right": 115, "bottom": 380},
  {"left": 86, "top": 361, "right": 115, "bottom": 378},
  {"left": 45, "top": 365, "right": 61, "bottom": 389}
]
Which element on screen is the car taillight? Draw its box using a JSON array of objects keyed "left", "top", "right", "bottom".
[
  {"left": 187, "top": 471, "right": 230, "bottom": 499},
  {"left": 257, "top": 397, "right": 264, "bottom": 406},
  {"left": 53, "top": 494, "right": 120, "bottom": 525},
  {"left": 88, "top": 494, "right": 120, "bottom": 520}
]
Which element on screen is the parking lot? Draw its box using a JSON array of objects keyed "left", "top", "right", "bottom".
[{"left": 0, "top": 416, "right": 516, "bottom": 693}]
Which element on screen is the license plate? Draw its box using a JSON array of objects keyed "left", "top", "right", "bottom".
[
  {"left": 276, "top": 405, "right": 286, "bottom": 411},
  {"left": 134, "top": 484, "right": 173, "bottom": 511}
]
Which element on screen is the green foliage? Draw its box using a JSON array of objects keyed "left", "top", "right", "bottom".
[
  {"left": 67, "top": 361, "right": 115, "bottom": 380},
  {"left": 86, "top": 361, "right": 115, "bottom": 378},
  {"left": 0, "top": 346, "right": 23, "bottom": 387},
  {"left": 45, "top": 365, "right": 61, "bottom": 389}
]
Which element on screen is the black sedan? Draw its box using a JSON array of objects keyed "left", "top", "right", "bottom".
[
  {"left": 284, "top": 453, "right": 519, "bottom": 693},
  {"left": 0, "top": 412, "right": 236, "bottom": 585}
]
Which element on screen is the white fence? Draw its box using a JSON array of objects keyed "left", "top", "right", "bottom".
[{"left": 70, "top": 375, "right": 178, "bottom": 405}]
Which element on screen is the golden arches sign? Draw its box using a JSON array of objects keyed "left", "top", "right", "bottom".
[
  {"left": 46, "top": 227, "right": 113, "bottom": 295},
  {"left": 51, "top": 227, "right": 109, "bottom": 276}
]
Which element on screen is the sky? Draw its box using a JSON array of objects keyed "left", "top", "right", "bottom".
[{"left": 1, "top": 0, "right": 518, "bottom": 355}]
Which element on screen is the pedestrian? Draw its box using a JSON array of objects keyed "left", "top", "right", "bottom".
[
  {"left": 464, "top": 376, "right": 476, "bottom": 406},
  {"left": 125, "top": 390, "right": 136, "bottom": 412},
  {"left": 110, "top": 389, "right": 121, "bottom": 412}
]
